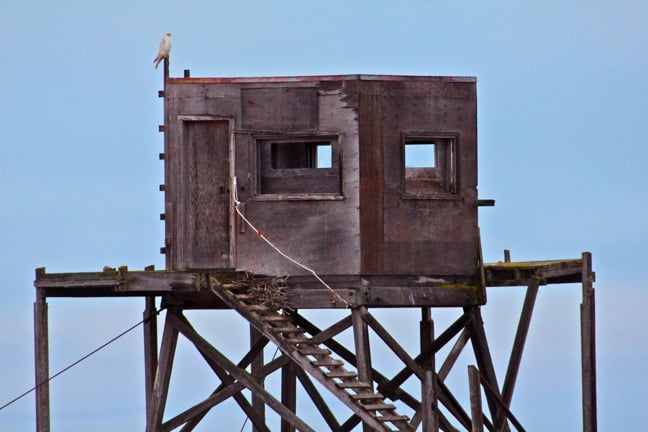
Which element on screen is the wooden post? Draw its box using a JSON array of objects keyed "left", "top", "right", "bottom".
[
  {"left": 465, "top": 306, "right": 508, "bottom": 431},
  {"left": 143, "top": 296, "right": 158, "bottom": 423},
  {"left": 468, "top": 365, "right": 483, "bottom": 432},
  {"left": 581, "top": 252, "right": 597, "bottom": 432},
  {"left": 163, "top": 57, "right": 169, "bottom": 85},
  {"left": 34, "top": 284, "right": 50, "bottom": 432},
  {"left": 420, "top": 307, "right": 439, "bottom": 432},
  {"left": 146, "top": 309, "right": 179, "bottom": 432},
  {"left": 282, "top": 308, "right": 297, "bottom": 432},
  {"left": 281, "top": 362, "right": 297, "bottom": 432},
  {"left": 251, "top": 325, "right": 266, "bottom": 431},
  {"left": 352, "top": 305, "right": 373, "bottom": 432},
  {"left": 501, "top": 279, "right": 539, "bottom": 408}
]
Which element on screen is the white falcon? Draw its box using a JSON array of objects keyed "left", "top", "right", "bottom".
[{"left": 154, "top": 32, "right": 172, "bottom": 69}]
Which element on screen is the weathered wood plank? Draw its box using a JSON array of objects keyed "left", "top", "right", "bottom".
[
  {"left": 419, "top": 308, "right": 438, "bottom": 432},
  {"left": 34, "top": 289, "right": 50, "bottom": 432},
  {"left": 294, "top": 367, "right": 341, "bottom": 430},
  {"left": 468, "top": 365, "right": 484, "bottom": 432},
  {"left": 146, "top": 310, "right": 179, "bottom": 432},
  {"left": 281, "top": 362, "right": 297, "bottom": 432},
  {"left": 581, "top": 252, "right": 597, "bottom": 432},
  {"left": 358, "top": 91, "right": 384, "bottom": 274},
  {"left": 168, "top": 311, "right": 316, "bottom": 432},
  {"left": 35, "top": 270, "right": 200, "bottom": 297},
  {"left": 180, "top": 119, "right": 231, "bottom": 269},
  {"left": 351, "top": 306, "right": 373, "bottom": 432},
  {"left": 143, "top": 296, "right": 158, "bottom": 425},
  {"left": 501, "top": 280, "right": 539, "bottom": 408},
  {"left": 251, "top": 325, "right": 266, "bottom": 432},
  {"left": 241, "top": 87, "right": 317, "bottom": 131}
]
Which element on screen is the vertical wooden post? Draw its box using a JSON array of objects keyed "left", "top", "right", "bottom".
[
  {"left": 352, "top": 306, "right": 373, "bottom": 432},
  {"left": 420, "top": 307, "right": 439, "bottom": 432},
  {"left": 163, "top": 57, "right": 169, "bottom": 85},
  {"left": 281, "top": 362, "right": 297, "bottom": 432},
  {"left": 143, "top": 296, "right": 158, "bottom": 423},
  {"left": 146, "top": 309, "right": 179, "bottom": 432},
  {"left": 251, "top": 325, "right": 266, "bottom": 432},
  {"left": 465, "top": 306, "right": 507, "bottom": 431},
  {"left": 468, "top": 365, "right": 484, "bottom": 432},
  {"left": 34, "top": 283, "right": 50, "bottom": 432},
  {"left": 581, "top": 252, "right": 597, "bottom": 432},
  {"left": 501, "top": 279, "right": 539, "bottom": 408}
]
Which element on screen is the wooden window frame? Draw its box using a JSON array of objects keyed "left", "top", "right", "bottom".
[
  {"left": 401, "top": 132, "right": 459, "bottom": 199},
  {"left": 254, "top": 134, "right": 343, "bottom": 200}
]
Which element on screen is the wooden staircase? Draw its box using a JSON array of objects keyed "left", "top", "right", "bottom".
[{"left": 210, "top": 281, "right": 414, "bottom": 432}]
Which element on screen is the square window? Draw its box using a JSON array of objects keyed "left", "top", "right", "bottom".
[
  {"left": 403, "top": 134, "right": 457, "bottom": 197},
  {"left": 405, "top": 142, "right": 436, "bottom": 168},
  {"left": 258, "top": 136, "right": 341, "bottom": 195}
]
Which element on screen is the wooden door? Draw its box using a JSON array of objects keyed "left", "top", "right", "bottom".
[{"left": 181, "top": 120, "right": 231, "bottom": 269}]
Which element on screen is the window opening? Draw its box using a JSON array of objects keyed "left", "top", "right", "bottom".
[
  {"left": 270, "top": 141, "right": 332, "bottom": 169},
  {"left": 403, "top": 135, "right": 457, "bottom": 197},
  {"left": 258, "top": 137, "right": 340, "bottom": 195},
  {"left": 405, "top": 142, "right": 436, "bottom": 168},
  {"left": 316, "top": 143, "right": 332, "bottom": 168}
]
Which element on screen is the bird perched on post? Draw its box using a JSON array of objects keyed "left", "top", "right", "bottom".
[{"left": 154, "top": 32, "right": 172, "bottom": 69}]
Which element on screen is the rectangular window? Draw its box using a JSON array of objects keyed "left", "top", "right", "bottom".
[
  {"left": 258, "top": 136, "right": 341, "bottom": 195},
  {"left": 403, "top": 134, "right": 457, "bottom": 197},
  {"left": 270, "top": 141, "right": 332, "bottom": 169}
]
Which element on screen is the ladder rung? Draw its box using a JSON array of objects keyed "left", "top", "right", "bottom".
[
  {"left": 325, "top": 370, "right": 357, "bottom": 379},
  {"left": 298, "top": 347, "right": 331, "bottom": 356},
  {"left": 273, "top": 327, "right": 305, "bottom": 333},
  {"left": 377, "top": 414, "right": 410, "bottom": 422},
  {"left": 362, "top": 403, "right": 396, "bottom": 411},
  {"left": 312, "top": 359, "right": 344, "bottom": 367},
  {"left": 351, "top": 392, "right": 384, "bottom": 400},
  {"left": 287, "top": 337, "right": 317, "bottom": 344},
  {"left": 262, "top": 315, "right": 290, "bottom": 322},
  {"left": 337, "top": 381, "right": 372, "bottom": 389}
]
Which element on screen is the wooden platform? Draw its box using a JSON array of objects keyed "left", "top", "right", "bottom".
[{"left": 33, "top": 257, "right": 586, "bottom": 308}]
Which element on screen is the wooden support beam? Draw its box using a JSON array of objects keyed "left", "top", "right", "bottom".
[
  {"left": 251, "top": 325, "right": 266, "bottom": 431},
  {"left": 168, "top": 355, "right": 290, "bottom": 432},
  {"left": 351, "top": 306, "right": 373, "bottom": 432},
  {"left": 378, "top": 312, "right": 470, "bottom": 396},
  {"left": 34, "top": 286, "right": 50, "bottom": 432},
  {"left": 468, "top": 365, "right": 484, "bottom": 432},
  {"left": 294, "top": 367, "right": 341, "bottom": 430},
  {"left": 168, "top": 311, "right": 316, "bottom": 432},
  {"left": 420, "top": 308, "right": 439, "bottom": 432},
  {"left": 464, "top": 306, "right": 508, "bottom": 431},
  {"left": 281, "top": 361, "right": 298, "bottom": 432},
  {"left": 501, "top": 280, "right": 539, "bottom": 408},
  {"left": 361, "top": 309, "right": 425, "bottom": 379},
  {"left": 435, "top": 379, "right": 473, "bottom": 431},
  {"left": 171, "top": 314, "right": 269, "bottom": 432},
  {"left": 438, "top": 329, "right": 470, "bottom": 382},
  {"left": 477, "top": 373, "right": 525, "bottom": 432},
  {"left": 143, "top": 296, "right": 158, "bottom": 424},
  {"left": 180, "top": 333, "right": 270, "bottom": 431},
  {"left": 146, "top": 309, "right": 179, "bottom": 432},
  {"left": 581, "top": 252, "right": 597, "bottom": 432}
]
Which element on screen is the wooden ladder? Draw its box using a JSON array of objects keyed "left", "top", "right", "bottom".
[{"left": 210, "top": 282, "right": 414, "bottom": 432}]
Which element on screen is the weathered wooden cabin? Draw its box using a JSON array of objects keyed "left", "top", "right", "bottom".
[
  {"left": 33, "top": 67, "right": 597, "bottom": 432},
  {"left": 162, "top": 74, "right": 484, "bottom": 305}
]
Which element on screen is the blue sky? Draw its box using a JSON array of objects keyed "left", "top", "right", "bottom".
[{"left": 1, "top": 1, "right": 646, "bottom": 430}]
